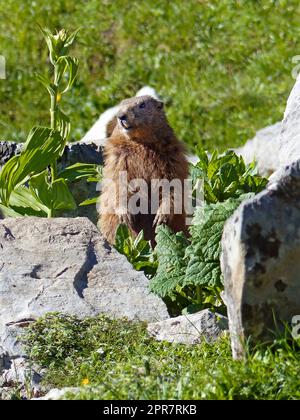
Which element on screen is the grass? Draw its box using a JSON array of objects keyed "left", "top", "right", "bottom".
[
  {"left": 1, "top": 0, "right": 300, "bottom": 151},
  {"left": 22, "top": 313, "right": 300, "bottom": 400}
]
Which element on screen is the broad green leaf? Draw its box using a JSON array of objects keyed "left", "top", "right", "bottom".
[
  {"left": 0, "top": 204, "right": 25, "bottom": 217},
  {"left": 0, "top": 126, "right": 64, "bottom": 205},
  {"left": 58, "top": 163, "right": 100, "bottom": 183},
  {"left": 0, "top": 155, "right": 21, "bottom": 205},
  {"left": 193, "top": 149, "right": 268, "bottom": 204},
  {"left": 204, "top": 182, "right": 218, "bottom": 204},
  {"left": 113, "top": 224, "right": 157, "bottom": 276},
  {"left": 29, "top": 172, "right": 76, "bottom": 212},
  {"left": 115, "top": 224, "right": 131, "bottom": 252},
  {"left": 9, "top": 185, "right": 49, "bottom": 217},
  {"left": 185, "top": 195, "right": 253, "bottom": 288},
  {"left": 133, "top": 230, "right": 149, "bottom": 252},
  {"left": 219, "top": 163, "right": 238, "bottom": 189},
  {"left": 133, "top": 229, "right": 144, "bottom": 246},
  {"left": 51, "top": 178, "right": 77, "bottom": 210},
  {"left": 182, "top": 304, "right": 203, "bottom": 315},
  {"left": 195, "top": 147, "right": 208, "bottom": 168},
  {"left": 149, "top": 225, "right": 189, "bottom": 298},
  {"left": 29, "top": 170, "right": 52, "bottom": 210}
]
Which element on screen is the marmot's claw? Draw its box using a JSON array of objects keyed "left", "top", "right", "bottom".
[
  {"left": 153, "top": 212, "right": 169, "bottom": 227},
  {"left": 119, "top": 214, "right": 130, "bottom": 225}
]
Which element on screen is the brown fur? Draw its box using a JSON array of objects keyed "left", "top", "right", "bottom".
[
  {"left": 106, "top": 116, "right": 117, "bottom": 138},
  {"left": 99, "top": 95, "right": 189, "bottom": 246}
]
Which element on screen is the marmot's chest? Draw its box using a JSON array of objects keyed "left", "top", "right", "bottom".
[{"left": 122, "top": 144, "right": 170, "bottom": 181}]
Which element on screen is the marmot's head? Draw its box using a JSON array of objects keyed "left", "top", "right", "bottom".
[{"left": 116, "top": 95, "right": 165, "bottom": 136}]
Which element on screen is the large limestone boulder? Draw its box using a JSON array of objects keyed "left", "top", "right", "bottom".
[
  {"left": 235, "top": 122, "right": 281, "bottom": 177},
  {"left": 279, "top": 75, "right": 300, "bottom": 167},
  {"left": 236, "top": 75, "right": 300, "bottom": 177},
  {"left": 0, "top": 217, "right": 169, "bottom": 358},
  {"left": 221, "top": 160, "right": 300, "bottom": 359}
]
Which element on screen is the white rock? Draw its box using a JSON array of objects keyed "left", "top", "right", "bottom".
[
  {"left": 279, "top": 74, "right": 300, "bottom": 167},
  {"left": 147, "top": 309, "right": 228, "bottom": 345},
  {"left": 221, "top": 160, "right": 300, "bottom": 359},
  {"left": 236, "top": 74, "right": 300, "bottom": 176},
  {"left": 0, "top": 217, "right": 169, "bottom": 358},
  {"left": 235, "top": 122, "right": 282, "bottom": 177},
  {"left": 1, "top": 357, "right": 42, "bottom": 387},
  {"left": 32, "top": 387, "right": 81, "bottom": 400}
]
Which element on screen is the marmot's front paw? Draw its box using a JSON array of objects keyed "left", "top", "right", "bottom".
[
  {"left": 153, "top": 211, "right": 170, "bottom": 227},
  {"left": 119, "top": 213, "right": 132, "bottom": 226}
]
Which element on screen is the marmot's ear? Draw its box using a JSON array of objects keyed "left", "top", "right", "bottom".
[{"left": 156, "top": 100, "right": 164, "bottom": 110}]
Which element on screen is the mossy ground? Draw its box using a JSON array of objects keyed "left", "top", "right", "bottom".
[
  {"left": 1, "top": 0, "right": 300, "bottom": 150},
  {"left": 22, "top": 313, "right": 300, "bottom": 400}
]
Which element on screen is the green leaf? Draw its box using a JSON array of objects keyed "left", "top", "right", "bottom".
[
  {"left": 0, "top": 156, "right": 21, "bottom": 205},
  {"left": 64, "top": 28, "right": 81, "bottom": 50},
  {"left": 58, "top": 163, "right": 101, "bottom": 183},
  {"left": 36, "top": 72, "right": 56, "bottom": 97},
  {"left": 115, "top": 224, "right": 131, "bottom": 253},
  {"left": 195, "top": 147, "right": 209, "bottom": 168},
  {"left": 0, "top": 204, "right": 26, "bottom": 217},
  {"left": 29, "top": 172, "right": 77, "bottom": 212},
  {"left": 193, "top": 149, "right": 268, "bottom": 204},
  {"left": 29, "top": 170, "right": 52, "bottom": 211},
  {"left": 182, "top": 304, "right": 203, "bottom": 315},
  {"left": 79, "top": 197, "right": 99, "bottom": 206},
  {"left": 149, "top": 193, "right": 254, "bottom": 309},
  {"left": 51, "top": 178, "right": 77, "bottom": 210},
  {"left": 149, "top": 225, "right": 189, "bottom": 298},
  {"left": 38, "top": 24, "right": 57, "bottom": 65},
  {"left": 0, "top": 126, "right": 64, "bottom": 205},
  {"left": 57, "top": 56, "right": 79, "bottom": 94},
  {"left": 38, "top": 26, "right": 79, "bottom": 65},
  {"left": 185, "top": 195, "right": 252, "bottom": 288},
  {"left": 56, "top": 109, "right": 71, "bottom": 140},
  {"left": 113, "top": 224, "right": 157, "bottom": 276},
  {"left": 134, "top": 260, "right": 158, "bottom": 272},
  {"left": 9, "top": 185, "right": 49, "bottom": 217},
  {"left": 133, "top": 230, "right": 151, "bottom": 253}
]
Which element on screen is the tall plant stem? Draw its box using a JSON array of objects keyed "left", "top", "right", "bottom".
[{"left": 49, "top": 65, "right": 59, "bottom": 217}]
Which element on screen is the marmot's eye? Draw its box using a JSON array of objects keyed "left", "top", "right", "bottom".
[{"left": 139, "top": 102, "right": 146, "bottom": 109}]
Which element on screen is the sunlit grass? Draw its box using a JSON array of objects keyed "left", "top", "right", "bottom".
[
  {"left": 23, "top": 313, "right": 300, "bottom": 400},
  {"left": 0, "top": 0, "right": 299, "bottom": 151}
]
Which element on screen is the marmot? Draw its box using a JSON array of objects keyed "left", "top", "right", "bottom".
[{"left": 99, "top": 95, "right": 189, "bottom": 246}]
